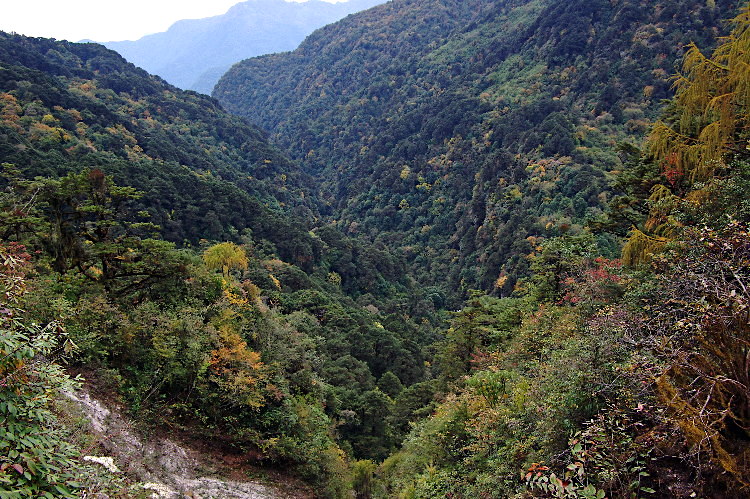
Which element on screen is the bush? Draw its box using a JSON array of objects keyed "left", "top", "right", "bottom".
[{"left": 0, "top": 243, "right": 84, "bottom": 496}]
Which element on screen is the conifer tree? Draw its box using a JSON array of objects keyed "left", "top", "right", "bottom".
[
  {"left": 624, "top": 2, "right": 750, "bottom": 264},
  {"left": 649, "top": 3, "right": 750, "bottom": 182}
]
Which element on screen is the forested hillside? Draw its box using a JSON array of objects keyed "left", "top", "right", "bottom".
[
  {"left": 3, "top": 0, "right": 750, "bottom": 498},
  {"left": 103, "top": 0, "right": 386, "bottom": 94},
  {"left": 374, "top": 3, "right": 750, "bottom": 495},
  {"left": 216, "top": 0, "right": 736, "bottom": 305},
  {"left": 0, "top": 32, "right": 326, "bottom": 253},
  {"left": 0, "top": 31, "right": 440, "bottom": 497}
]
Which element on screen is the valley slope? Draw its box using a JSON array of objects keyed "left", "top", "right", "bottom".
[
  {"left": 4, "top": 1, "right": 750, "bottom": 497},
  {"left": 0, "top": 32, "right": 324, "bottom": 263},
  {"left": 0, "top": 31, "right": 439, "bottom": 497},
  {"left": 215, "top": 0, "right": 737, "bottom": 304}
]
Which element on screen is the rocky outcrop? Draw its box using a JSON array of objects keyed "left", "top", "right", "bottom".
[{"left": 64, "top": 389, "right": 289, "bottom": 499}]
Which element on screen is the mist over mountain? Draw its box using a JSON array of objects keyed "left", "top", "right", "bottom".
[{"left": 101, "top": 0, "right": 385, "bottom": 94}]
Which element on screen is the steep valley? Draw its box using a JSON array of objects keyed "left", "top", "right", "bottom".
[
  {"left": 215, "top": 0, "right": 736, "bottom": 304},
  {"left": 2, "top": 0, "right": 750, "bottom": 497}
]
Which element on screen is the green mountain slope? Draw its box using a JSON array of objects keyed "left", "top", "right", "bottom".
[
  {"left": 215, "top": 0, "right": 738, "bottom": 303},
  {"left": 3, "top": 3, "right": 750, "bottom": 497},
  {"left": 0, "top": 32, "right": 325, "bottom": 266},
  {"left": 0, "top": 33, "right": 441, "bottom": 493}
]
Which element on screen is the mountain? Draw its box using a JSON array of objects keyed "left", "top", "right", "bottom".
[
  {"left": 0, "top": 32, "right": 439, "bottom": 495},
  {"left": 0, "top": 31, "right": 331, "bottom": 267},
  {"left": 3, "top": 2, "right": 750, "bottom": 498},
  {"left": 215, "top": 2, "right": 750, "bottom": 495},
  {"left": 214, "top": 0, "right": 738, "bottom": 304},
  {"left": 102, "top": 0, "right": 386, "bottom": 94}
]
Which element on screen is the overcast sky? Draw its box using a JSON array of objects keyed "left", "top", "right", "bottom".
[{"left": 1, "top": 0, "right": 347, "bottom": 43}]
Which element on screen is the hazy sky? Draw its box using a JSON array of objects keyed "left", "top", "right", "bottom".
[{"left": 1, "top": 0, "right": 348, "bottom": 43}]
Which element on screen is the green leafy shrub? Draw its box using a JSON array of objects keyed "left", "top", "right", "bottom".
[{"left": 0, "top": 243, "right": 83, "bottom": 497}]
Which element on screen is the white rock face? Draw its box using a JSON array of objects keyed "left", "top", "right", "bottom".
[
  {"left": 64, "top": 389, "right": 286, "bottom": 498},
  {"left": 83, "top": 456, "right": 121, "bottom": 473}
]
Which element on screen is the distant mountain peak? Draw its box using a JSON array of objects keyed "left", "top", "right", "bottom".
[{"left": 101, "top": 0, "right": 386, "bottom": 94}]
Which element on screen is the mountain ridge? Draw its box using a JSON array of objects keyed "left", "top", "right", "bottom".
[
  {"left": 215, "top": 0, "right": 739, "bottom": 303},
  {"left": 0, "top": 31, "right": 325, "bottom": 265},
  {"left": 102, "top": 0, "right": 386, "bottom": 94}
]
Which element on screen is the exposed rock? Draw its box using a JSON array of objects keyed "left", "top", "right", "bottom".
[{"left": 64, "top": 389, "right": 286, "bottom": 498}]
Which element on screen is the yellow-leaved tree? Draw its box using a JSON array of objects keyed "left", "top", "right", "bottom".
[
  {"left": 202, "top": 241, "right": 248, "bottom": 279},
  {"left": 623, "top": 3, "right": 750, "bottom": 265},
  {"left": 650, "top": 4, "right": 750, "bottom": 180}
]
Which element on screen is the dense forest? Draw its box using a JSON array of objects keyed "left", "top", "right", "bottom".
[
  {"left": 215, "top": 0, "right": 736, "bottom": 306},
  {"left": 2, "top": 0, "right": 750, "bottom": 497},
  {"left": 0, "top": 30, "right": 439, "bottom": 497}
]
